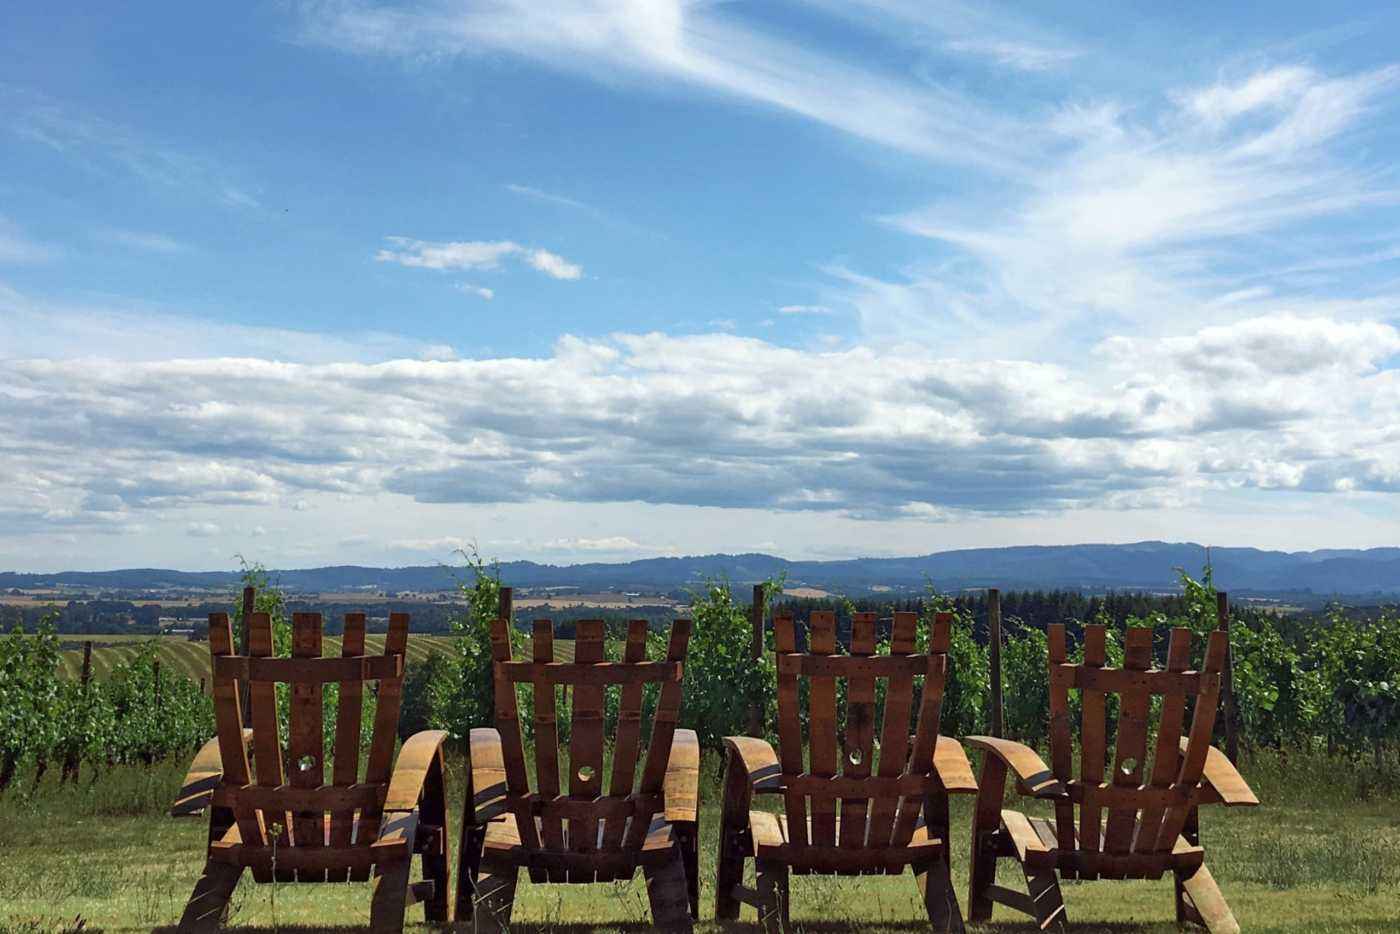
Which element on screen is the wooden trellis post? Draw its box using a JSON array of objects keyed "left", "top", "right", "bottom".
[
  {"left": 239, "top": 585, "right": 254, "bottom": 726},
  {"left": 64, "top": 641, "right": 94, "bottom": 782},
  {"left": 1217, "top": 590, "right": 1239, "bottom": 763},
  {"left": 988, "top": 588, "right": 1004, "bottom": 738},
  {"left": 748, "top": 583, "right": 766, "bottom": 735}
]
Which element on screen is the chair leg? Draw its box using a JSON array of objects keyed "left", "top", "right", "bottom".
[
  {"left": 370, "top": 811, "right": 419, "bottom": 934},
  {"left": 968, "top": 757, "right": 1008, "bottom": 923},
  {"left": 421, "top": 843, "right": 450, "bottom": 926},
  {"left": 472, "top": 858, "right": 519, "bottom": 928},
  {"left": 916, "top": 855, "right": 966, "bottom": 933},
  {"left": 644, "top": 847, "right": 695, "bottom": 932},
  {"left": 418, "top": 755, "right": 451, "bottom": 925},
  {"left": 455, "top": 821, "right": 486, "bottom": 921},
  {"left": 680, "top": 825, "right": 700, "bottom": 920},
  {"left": 714, "top": 822, "right": 749, "bottom": 921},
  {"left": 177, "top": 860, "right": 242, "bottom": 933},
  {"left": 968, "top": 825, "right": 1000, "bottom": 922},
  {"left": 1020, "top": 863, "right": 1067, "bottom": 931},
  {"left": 1176, "top": 863, "right": 1240, "bottom": 934},
  {"left": 754, "top": 858, "right": 790, "bottom": 933}
]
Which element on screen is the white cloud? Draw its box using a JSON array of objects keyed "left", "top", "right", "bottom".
[
  {"left": 4, "top": 317, "right": 1398, "bottom": 550},
  {"left": 872, "top": 64, "right": 1400, "bottom": 350},
  {"left": 0, "top": 286, "right": 453, "bottom": 363},
  {"left": 98, "top": 229, "right": 190, "bottom": 253},
  {"left": 386, "top": 535, "right": 473, "bottom": 553},
  {"left": 943, "top": 38, "right": 1078, "bottom": 72},
  {"left": 296, "top": 0, "right": 1033, "bottom": 173},
  {"left": 377, "top": 237, "right": 583, "bottom": 280},
  {"left": 3, "top": 86, "right": 259, "bottom": 208},
  {"left": 457, "top": 283, "right": 495, "bottom": 300},
  {"left": 505, "top": 183, "right": 590, "bottom": 211},
  {"left": 523, "top": 248, "right": 583, "bottom": 280},
  {"left": 541, "top": 536, "right": 645, "bottom": 552},
  {"left": 778, "top": 304, "right": 834, "bottom": 316},
  {"left": 186, "top": 521, "right": 221, "bottom": 537}
]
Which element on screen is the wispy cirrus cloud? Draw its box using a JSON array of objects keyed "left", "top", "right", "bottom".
[
  {"left": 803, "top": 0, "right": 1081, "bottom": 72},
  {"left": 295, "top": 0, "right": 1035, "bottom": 174},
  {"left": 943, "top": 38, "right": 1078, "bottom": 71},
  {"left": 375, "top": 236, "right": 583, "bottom": 280},
  {"left": 96, "top": 229, "right": 190, "bottom": 254},
  {"left": 2, "top": 85, "right": 260, "bottom": 208},
  {"left": 504, "top": 183, "right": 592, "bottom": 212},
  {"left": 0, "top": 216, "right": 57, "bottom": 264},
  {"left": 856, "top": 64, "right": 1400, "bottom": 350}
]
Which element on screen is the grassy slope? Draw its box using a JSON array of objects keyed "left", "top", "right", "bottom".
[{"left": 0, "top": 750, "right": 1396, "bottom": 932}]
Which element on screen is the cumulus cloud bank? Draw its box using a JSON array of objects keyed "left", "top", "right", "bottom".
[{"left": 4, "top": 316, "right": 1397, "bottom": 541}]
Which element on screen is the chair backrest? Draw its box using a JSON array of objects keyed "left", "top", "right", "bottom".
[
  {"left": 206, "top": 609, "right": 409, "bottom": 882},
  {"left": 488, "top": 615, "right": 692, "bottom": 874},
  {"left": 1044, "top": 623, "right": 1226, "bottom": 873},
  {"left": 772, "top": 609, "right": 952, "bottom": 863}
]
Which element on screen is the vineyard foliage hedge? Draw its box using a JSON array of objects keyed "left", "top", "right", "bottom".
[{"left": 3, "top": 562, "right": 1400, "bottom": 792}]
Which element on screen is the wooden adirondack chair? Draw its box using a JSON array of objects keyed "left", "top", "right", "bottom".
[
  {"left": 456, "top": 617, "right": 700, "bottom": 930},
  {"left": 966, "top": 624, "right": 1260, "bottom": 933},
  {"left": 715, "top": 610, "right": 979, "bottom": 931},
  {"left": 171, "top": 610, "right": 450, "bottom": 933}
]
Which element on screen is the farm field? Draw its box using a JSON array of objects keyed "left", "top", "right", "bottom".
[
  {"left": 0, "top": 749, "right": 1396, "bottom": 931},
  {"left": 51, "top": 636, "right": 578, "bottom": 691}
]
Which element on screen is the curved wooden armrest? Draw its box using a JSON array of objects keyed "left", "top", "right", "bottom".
[
  {"left": 932, "top": 735, "right": 979, "bottom": 794},
  {"left": 384, "top": 729, "right": 449, "bottom": 812},
  {"left": 171, "top": 728, "right": 252, "bottom": 817},
  {"left": 965, "top": 735, "right": 1066, "bottom": 799},
  {"left": 664, "top": 728, "right": 700, "bottom": 825},
  {"left": 719, "top": 735, "right": 780, "bottom": 841},
  {"left": 1181, "top": 739, "right": 1259, "bottom": 807},
  {"left": 466, "top": 727, "right": 509, "bottom": 826},
  {"left": 723, "top": 735, "right": 783, "bottom": 793}
]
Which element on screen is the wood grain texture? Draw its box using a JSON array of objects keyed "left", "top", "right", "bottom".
[{"left": 327, "top": 613, "right": 366, "bottom": 881}]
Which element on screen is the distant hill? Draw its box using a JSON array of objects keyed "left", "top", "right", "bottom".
[{"left": 3, "top": 541, "right": 1399, "bottom": 599}]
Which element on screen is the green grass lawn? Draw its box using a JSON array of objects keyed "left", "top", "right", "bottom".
[{"left": 0, "top": 749, "right": 1396, "bottom": 932}]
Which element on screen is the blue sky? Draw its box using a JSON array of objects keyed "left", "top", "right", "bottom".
[{"left": 3, "top": 1, "right": 1400, "bottom": 571}]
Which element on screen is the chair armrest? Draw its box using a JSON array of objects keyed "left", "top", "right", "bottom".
[
  {"left": 1180, "top": 739, "right": 1259, "bottom": 807},
  {"left": 722, "top": 736, "right": 783, "bottom": 793},
  {"left": 965, "top": 735, "right": 1066, "bottom": 799},
  {"left": 466, "top": 727, "right": 509, "bottom": 826},
  {"left": 384, "top": 729, "right": 449, "bottom": 812},
  {"left": 932, "top": 735, "right": 979, "bottom": 794},
  {"left": 719, "top": 735, "right": 780, "bottom": 845},
  {"left": 664, "top": 728, "right": 700, "bottom": 825},
  {"left": 171, "top": 729, "right": 252, "bottom": 817}
]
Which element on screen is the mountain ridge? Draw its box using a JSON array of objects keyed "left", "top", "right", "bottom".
[{"left": 3, "top": 541, "right": 1398, "bottom": 597}]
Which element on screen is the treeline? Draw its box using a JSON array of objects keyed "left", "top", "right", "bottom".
[
  {"left": 0, "top": 598, "right": 681, "bottom": 638},
  {"left": 4, "top": 564, "right": 1398, "bottom": 794}
]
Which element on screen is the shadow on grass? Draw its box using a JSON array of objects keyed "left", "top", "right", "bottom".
[{"left": 143, "top": 922, "right": 1400, "bottom": 933}]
